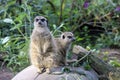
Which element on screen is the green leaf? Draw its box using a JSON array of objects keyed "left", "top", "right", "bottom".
[
  {"left": 109, "top": 60, "right": 120, "bottom": 67},
  {"left": 3, "top": 18, "right": 14, "bottom": 24},
  {"left": 10, "top": 23, "right": 22, "bottom": 30},
  {"left": 2, "top": 37, "right": 10, "bottom": 44}
]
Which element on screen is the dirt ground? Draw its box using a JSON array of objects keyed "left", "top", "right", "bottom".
[
  {"left": 0, "top": 48, "right": 120, "bottom": 80},
  {"left": 99, "top": 48, "right": 120, "bottom": 62},
  {"left": 0, "top": 65, "right": 14, "bottom": 80}
]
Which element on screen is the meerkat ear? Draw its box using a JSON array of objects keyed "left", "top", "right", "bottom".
[
  {"left": 46, "top": 20, "right": 48, "bottom": 24},
  {"left": 46, "top": 20, "right": 48, "bottom": 26}
]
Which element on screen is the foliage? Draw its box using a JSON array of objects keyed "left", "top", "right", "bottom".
[{"left": 0, "top": 0, "right": 120, "bottom": 72}]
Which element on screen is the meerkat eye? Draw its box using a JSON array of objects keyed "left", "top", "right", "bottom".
[
  {"left": 41, "top": 18, "right": 45, "bottom": 22},
  {"left": 36, "top": 19, "right": 39, "bottom": 22},
  {"left": 67, "top": 36, "right": 72, "bottom": 39}
]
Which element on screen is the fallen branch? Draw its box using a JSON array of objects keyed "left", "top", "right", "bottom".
[{"left": 72, "top": 45, "right": 120, "bottom": 80}]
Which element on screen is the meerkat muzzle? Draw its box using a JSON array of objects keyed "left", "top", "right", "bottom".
[{"left": 38, "top": 22, "right": 42, "bottom": 25}]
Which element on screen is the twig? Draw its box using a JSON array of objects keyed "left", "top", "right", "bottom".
[{"left": 74, "top": 51, "right": 91, "bottom": 65}]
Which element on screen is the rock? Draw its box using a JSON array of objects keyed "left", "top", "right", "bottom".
[{"left": 12, "top": 65, "right": 98, "bottom": 80}]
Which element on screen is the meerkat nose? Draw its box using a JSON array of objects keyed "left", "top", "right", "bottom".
[
  {"left": 38, "top": 22, "right": 42, "bottom": 25},
  {"left": 72, "top": 37, "right": 76, "bottom": 41}
]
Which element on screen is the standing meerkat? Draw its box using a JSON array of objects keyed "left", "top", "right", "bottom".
[
  {"left": 54, "top": 32, "right": 75, "bottom": 66},
  {"left": 29, "top": 16, "right": 58, "bottom": 73}
]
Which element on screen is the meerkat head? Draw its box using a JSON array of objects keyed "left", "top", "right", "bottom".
[
  {"left": 34, "top": 16, "right": 48, "bottom": 28},
  {"left": 61, "top": 32, "right": 75, "bottom": 44}
]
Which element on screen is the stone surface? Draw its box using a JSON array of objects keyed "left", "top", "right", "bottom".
[{"left": 12, "top": 65, "right": 98, "bottom": 80}]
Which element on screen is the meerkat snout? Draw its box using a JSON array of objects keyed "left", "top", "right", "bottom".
[
  {"left": 72, "top": 37, "right": 75, "bottom": 41},
  {"left": 34, "top": 16, "right": 48, "bottom": 27},
  {"left": 67, "top": 35, "right": 75, "bottom": 41}
]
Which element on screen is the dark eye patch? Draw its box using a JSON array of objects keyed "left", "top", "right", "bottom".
[
  {"left": 41, "top": 18, "right": 45, "bottom": 22},
  {"left": 67, "top": 36, "right": 72, "bottom": 39},
  {"left": 36, "top": 18, "right": 39, "bottom": 22}
]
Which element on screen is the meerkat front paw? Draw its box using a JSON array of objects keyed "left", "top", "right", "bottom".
[
  {"left": 46, "top": 68, "right": 51, "bottom": 74},
  {"left": 37, "top": 68, "right": 45, "bottom": 74}
]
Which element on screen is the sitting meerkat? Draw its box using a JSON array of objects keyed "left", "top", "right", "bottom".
[
  {"left": 47, "top": 32, "right": 75, "bottom": 75},
  {"left": 29, "top": 16, "right": 58, "bottom": 73},
  {"left": 54, "top": 32, "right": 75, "bottom": 66}
]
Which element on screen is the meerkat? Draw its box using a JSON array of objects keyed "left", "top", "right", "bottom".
[
  {"left": 29, "top": 16, "right": 58, "bottom": 74},
  {"left": 54, "top": 32, "right": 75, "bottom": 66},
  {"left": 47, "top": 32, "right": 75, "bottom": 75}
]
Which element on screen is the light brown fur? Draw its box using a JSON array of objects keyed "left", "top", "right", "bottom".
[
  {"left": 54, "top": 32, "right": 75, "bottom": 66},
  {"left": 47, "top": 32, "right": 75, "bottom": 75},
  {"left": 29, "top": 16, "right": 58, "bottom": 73}
]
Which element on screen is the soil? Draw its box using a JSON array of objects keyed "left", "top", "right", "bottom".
[
  {"left": 0, "top": 62, "right": 14, "bottom": 80},
  {"left": 99, "top": 48, "right": 120, "bottom": 62}
]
